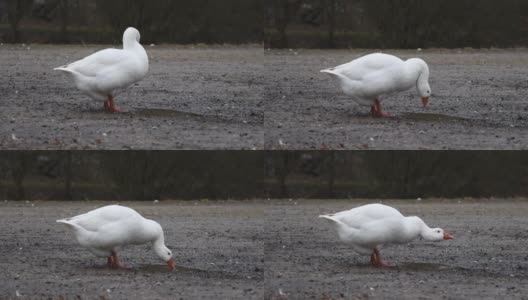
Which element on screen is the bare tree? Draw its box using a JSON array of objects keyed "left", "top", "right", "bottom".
[
  {"left": 63, "top": 151, "right": 72, "bottom": 200},
  {"left": 273, "top": 0, "right": 291, "bottom": 48},
  {"left": 59, "top": 0, "right": 69, "bottom": 42},
  {"left": 325, "top": 0, "right": 336, "bottom": 48},
  {"left": 7, "top": 0, "right": 30, "bottom": 42},
  {"left": 3, "top": 152, "right": 35, "bottom": 200}
]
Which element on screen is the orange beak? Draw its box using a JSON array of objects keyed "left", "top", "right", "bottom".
[
  {"left": 167, "top": 258, "right": 175, "bottom": 271},
  {"left": 422, "top": 97, "right": 429, "bottom": 108},
  {"left": 443, "top": 233, "right": 454, "bottom": 240}
]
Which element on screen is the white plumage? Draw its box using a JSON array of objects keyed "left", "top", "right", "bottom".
[
  {"left": 55, "top": 27, "right": 149, "bottom": 112},
  {"left": 320, "top": 204, "right": 453, "bottom": 267},
  {"left": 57, "top": 205, "right": 174, "bottom": 270},
  {"left": 321, "top": 53, "right": 432, "bottom": 117}
]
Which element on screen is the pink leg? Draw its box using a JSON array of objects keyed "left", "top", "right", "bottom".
[
  {"left": 372, "top": 98, "right": 392, "bottom": 117},
  {"left": 109, "top": 251, "right": 129, "bottom": 269},
  {"left": 370, "top": 105, "right": 377, "bottom": 116},
  {"left": 371, "top": 248, "right": 393, "bottom": 267},
  {"left": 107, "top": 256, "right": 113, "bottom": 267},
  {"left": 106, "top": 96, "right": 124, "bottom": 113},
  {"left": 370, "top": 253, "right": 377, "bottom": 265}
]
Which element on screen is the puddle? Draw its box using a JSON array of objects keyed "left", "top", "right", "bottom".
[{"left": 402, "top": 112, "right": 467, "bottom": 122}]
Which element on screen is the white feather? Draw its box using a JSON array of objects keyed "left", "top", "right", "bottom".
[
  {"left": 57, "top": 205, "right": 173, "bottom": 266},
  {"left": 55, "top": 27, "right": 149, "bottom": 103},
  {"left": 320, "top": 203, "right": 452, "bottom": 261},
  {"left": 321, "top": 53, "right": 431, "bottom": 108}
]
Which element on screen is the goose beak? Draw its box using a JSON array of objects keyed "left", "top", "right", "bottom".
[
  {"left": 167, "top": 258, "right": 175, "bottom": 271},
  {"left": 422, "top": 97, "right": 429, "bottom": 108},
  {"left": 443, "top": 233, "right": 454, "bottom": 240}
]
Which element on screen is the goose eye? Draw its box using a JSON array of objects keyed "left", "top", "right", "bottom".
[{"left": 168, "top": 252, "right": 171, "bottom": 256}]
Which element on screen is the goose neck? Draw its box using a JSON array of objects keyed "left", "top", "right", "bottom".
[
  {"left": 404, "top": 216, "right": 428, "bottom": 238},
  {"left": 406, "top": 58, "right": 429, "bottom": 83},
  {"left": 143, "top": 219, "right": 163, "bottom": 242}
]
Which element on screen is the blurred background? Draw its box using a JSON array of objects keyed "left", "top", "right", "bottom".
[
  {"left": 265, "top": 0, "right": 528, "bottom": 48},
  {"left": 0, "top": 151, "right": 263, "bottom": 200},
  {"left": 0, "top": 151, "right": 526, "bottom": 200},
  {"left": 0, "top": 0, "right": 262, "bottom": 44},
  {"left": 2, "top": 1, "right": 527, "bottom": 47}
]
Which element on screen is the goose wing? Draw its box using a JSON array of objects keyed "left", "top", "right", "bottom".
[
  {"left": 332, "top": 204, "right": 404, "bottom": 229},
  {"left": 65, "top": 205, "right": 141, "bottom": 233},
  {"left": 332, "top": 53, "right": 403, "bottom": 81}
]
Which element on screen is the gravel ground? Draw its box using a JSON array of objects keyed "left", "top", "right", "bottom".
[
  {"left": 0, "top": 45, "right": 263, "bottom": 150},
  {"left": 3, "top": 46, "right": 528, "bottom": 150},
  {"left": 1, "top": 200, "right": 528, "bottom": 299},
  {"left": 264, "top": 48, "right": 528, "bottom": 149},
  {"left": 0, "top": 201, "right": 264, "bottom": 299},
  {"left": 265, "top": 199, "right": 528, "bottom": 299}
]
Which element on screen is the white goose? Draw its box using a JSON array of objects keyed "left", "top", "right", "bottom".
[
  {"left": 321, "top": 53, "right": 431, "bottom": 117},
  {"left": 54, "top": 27, "right": 149, "bottom": 113},
  {"left": 57, "top": 205, "right": 174, "bottom": 270},
  {"left": 319, "top": 204, "right": 453, "bottom": 267}
]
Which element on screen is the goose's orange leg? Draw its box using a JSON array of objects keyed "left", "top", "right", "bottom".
[
  {"left": 109, "top": 251, "right": 129, "bottom": 269},
  {"left": 371, "top": 98, "right": 392, "bottom": 117},
  {"left": 370, "top": 105, "right": 377, "bottom": 116},
  {"left": 370, "top": 253, "right": 377, "bottom": 265},
  {"left": 107, "top": 256, "right": 113, "bottom": 267},
  {"left": 105, "top": 96, "right": 124, "bottom": 113},
  {"left": 371, "top": 248, "right": 393, "bottom": 267}
]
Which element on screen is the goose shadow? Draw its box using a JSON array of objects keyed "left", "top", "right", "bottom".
[
  {"left": 343, "top": 111, "right": 467, "bottom": 122},
  {"left": 137, "top": 264, "right": 201, "bottom": 273},
  {"left": 131, "top": 108, "right": 202, "bottom": 119},
  {"left": 85, "top": 263, "right": 249, "bottom": 279},
  {"left": 78, "top": 108, "right": 200, "bottom": 119},
  {"left": 395, "top": 262, "right": 455, "bottom": 271},
  {"left": 80, "top": 107, "right": 203, "bottom": 118},
  {"left": 137, "top": 264, "right": 253, "bottom": 280},
  {"left": 78, "top": 107, "right": 260, "bottom": 125},
  {"left": 335, "top": 261, "right": 464, "bottom": 273},
  {"left": 82, "top": 262, "right": 192, "bottom": 273},
  {"left": 133, "top": 108, "right": 259, "bottom": 125},
  {"left": 399, "top": 112, "right": 468, "bottom": 122},
  {"left": 353, "top": 262, "right": 459, "bottom": 272}
]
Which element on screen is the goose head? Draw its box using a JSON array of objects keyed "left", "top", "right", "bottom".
[
  {"left": 421, "top": 227, "right": 454, "bottom": 241},
  {"left": 417, "top": 80, "right": 431, "bottom": 108},
  {"left": 154, "top": 241, "right": 175, "bottom": 271},
  {"left": 406, "top": 216, "right": 453, "bottom": 241},
  {"left": 407, "top": 58, "right": 431, "bottom": 108},
  {"left": 147, "top": 220, "right": 175, "bottom": 271},
  {"left": 123, "top": 27, "right": 141, "bottom": 49}
]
